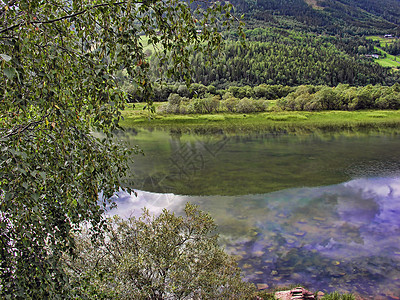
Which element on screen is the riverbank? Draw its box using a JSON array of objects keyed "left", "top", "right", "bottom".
[{"left": 120, "top": 106, "right": 400, "bottom": 132}]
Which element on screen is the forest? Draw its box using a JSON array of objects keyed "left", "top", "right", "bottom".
[
  {"left": 138, "top": 27, "right": 400, "bottom": 90},
  {"left": 229, "top": 0, "right": 400, "bottom": 36}
]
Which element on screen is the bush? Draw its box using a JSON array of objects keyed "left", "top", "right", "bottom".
[
  {"left": 156, "top": 102, "right": 169, "bottom": 114},
  {"left": 223, "top": 97, "right": 239, "bottom": 112},
  {"left": 235, "top": 97, "right": 264, "bottom": 113},
  {"left": 63, "top": 204, "right": 256, "bottom": 299},
  {"left": 168, "top": 93, "right": 182, "bottom": 106},
  {"left": 349, "top": 87, "right": 375, "bottom": 110},
  {"left": 375, "top": 93, "right": 400, "bottom": 109},
  {"left": 177, "top": 84, "right": 190, "bottom": 98},
  {"left": 303, "top": 99, "right": 323, "bottom": 111},
  {"left": 190, "top": 83, "right": 208, "bottom": 98},
  {"left": 189, "top": 95, "right": 220, "bottom": 113},
  {"left": 314, "top": 87, "right": 341, "bottom": 110},
  {"left": 179, "top": 101, "right": 191, "bottom": 114},
  {"left": 277, "top": 85, "right": 320, "bottom": 111},
  {"left": 293, "top": 93, "right": 314, "bottom": 110},
  {"left": 255, "top": 99, "right": 268, "bottom": 111}
]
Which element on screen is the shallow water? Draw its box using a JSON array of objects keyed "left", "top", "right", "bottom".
[
  {"left": 119, "top": 127, "right": 400, "bottom": 196},
  {"left": 112, "top": 127, "right": 400, "bottom": 298}
]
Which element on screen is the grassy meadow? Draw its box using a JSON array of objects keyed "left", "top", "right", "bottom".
[
  {"left": 366, "top": 36, "right": 400, "bottom": 69},
  {"left": 120, "top": 103, "right": 400, "bottom": 132}
]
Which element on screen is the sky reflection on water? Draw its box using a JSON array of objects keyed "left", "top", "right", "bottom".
[{"left": 111, "top": 177, "right": 400, "bottom": 299}]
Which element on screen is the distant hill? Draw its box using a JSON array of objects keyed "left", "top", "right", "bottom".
[
  {"left": 232, "top": 0, "right": 400, "bottom": 35},
  {"left": 147, "top": 27, "right": 400, "bottom": 88},
  {"left": 144, "top": 0, "right": 400, "bottom": 89}
]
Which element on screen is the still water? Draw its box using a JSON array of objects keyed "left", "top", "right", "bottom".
[{"left": 113, "top": 127, "right": 400, "bottom": 298}]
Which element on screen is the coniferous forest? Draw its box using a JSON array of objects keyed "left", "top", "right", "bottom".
[{"left": 120, "top": 1, "right": 400, "bottom": 101}]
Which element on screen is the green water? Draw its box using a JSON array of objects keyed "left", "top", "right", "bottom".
[
  {"left": 118, "top": 127, "right": 400, "bottom": 196},
  {"left": 113, "top": 126, "right": 400, "bottom": 299}
]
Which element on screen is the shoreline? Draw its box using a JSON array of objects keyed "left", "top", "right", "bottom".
[{"left": 120, "top": 109, "right": 400, "bottom": 133}]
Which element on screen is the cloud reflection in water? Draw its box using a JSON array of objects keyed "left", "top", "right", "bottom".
[{"left": 110, "top": 177, "right": 400, "bottom": 298}]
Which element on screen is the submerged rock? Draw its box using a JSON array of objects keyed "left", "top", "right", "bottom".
[
  {"left": 256, "top": 283, "right": 269, "bottom": 290},
  {"left": 275, "top": 287, "right": 315, "bottom": 300}
]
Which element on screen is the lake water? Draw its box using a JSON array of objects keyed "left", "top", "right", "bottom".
[{"left": 112, "top": 126, "right": 400, "bottom": 299}]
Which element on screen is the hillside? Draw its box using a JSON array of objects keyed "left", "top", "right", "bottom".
[
  {"left": 124, "top": 0, "right": 400, "bottom": 93},
  {"left": 234, "top": 0, "right": 400, "bottom": 35},
  {"left": 147, "top": 27, "right": 400, "bottom": 88}
]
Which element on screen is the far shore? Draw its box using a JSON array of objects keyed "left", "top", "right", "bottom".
[{"left": 120, "top": 105, "right": 400, "bottom": 132}]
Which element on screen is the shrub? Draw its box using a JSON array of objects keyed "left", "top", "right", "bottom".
[
  {"left": 190, "top": 83, "right": 208, "bottom": 98},
  {"left": 177, "top": 84, "right": 190, "bottom": 98},
  {"left": 294, "top": 93, "right": 313, "bottom": 110},
  {"left": 168, "top": 93, "right": 182, "bottom": 106},
  {"left": 179, "top": 102, "right": 190, "bottom": 114},
  {"left": 314, "top": 87, "right": 341, "bottom": 110},
  {"left": 303, "top": 99, "right": 323, "bottom": 111},
  {"left": 222, "top": 91, "right": 235, "bottom": 100},
  {"left": 156, "top": 103, "right": 169, "bottom": 114},
  {"left": 375, "top": 93, "right": 400, "bottom": 109},
  {"left": 223, "top": 97, "right": 239, "bottom": 112},
  {"left": 277, "top": 85, "right": 318, "bottom": 111},
  {"left": 189, "top": 95, "right": 220, "bottom": 113},
  {"left": 349, "top": 87, "right": 375, "bottom": 110},
  {"left": 235, "top": 97, "right": 264, "bottom": 113},
  {"left": 203, "top": 95, "right": 221, "bottom": 113},
  {"left": 156, "top": 102, "right": 180, "bottom": 114},
  {"left": 255, "top": 99, "right": 268, "bottom": 112},
  {"left": 63, "top": 204, "right": 256, "bottom": 299}
]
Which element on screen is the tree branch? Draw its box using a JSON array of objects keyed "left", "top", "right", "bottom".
[
  {"left": 0, "top": 1, "right": 138, "bottom": 34},
  {"left": 1, "top": 113, "right": 50, "bottom": 140}
]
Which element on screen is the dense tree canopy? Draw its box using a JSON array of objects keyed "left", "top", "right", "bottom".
[
  {"left": 63, "top": 203, "right": 256, "bottom": 299},
  {"left": 229, "top": 0, "right": 400, "bottom": 35},
  {"left": 0, "top": 0, "right": 239, "bottom": 297},
  {"left": 145, "top": 28, "right": 400, "bottom": 89}
]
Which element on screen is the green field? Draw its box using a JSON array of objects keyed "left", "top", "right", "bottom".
[
  {"left": 366, "top": 36, "right": 400, "bottom": 69},
  {"left": 366, "top": 35, "right": 397, "bottom": 47},
  {"left": 373, "top": 46, "right": 400, "bottom": 68}
]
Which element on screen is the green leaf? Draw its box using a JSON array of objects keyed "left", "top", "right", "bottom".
[
  {"left": 4, "top": 192, "right": 13, "bottom": 201},
  {"left": 4, "top": 67, "right": 16, "bottom": 80},
  {"left": 0, "top": 54, "right": 12, "bottom": 62}
]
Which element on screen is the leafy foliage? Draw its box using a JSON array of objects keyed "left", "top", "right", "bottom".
[
  {"left": 0, "top": 0, "right": 239, "bottom": 297},
  {"left": 156, "top": 92, "right": 269, "bottom": 114},
  {"left": 278, "top": 83, "right": 400, "bottom": 111},
  {"left": 321, "top": 291, "right": 355, "bottom": 300},
  {"left": 63, "top": 203, "right": 256, "bottom": 299}
]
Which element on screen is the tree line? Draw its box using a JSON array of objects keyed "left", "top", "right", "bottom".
[
  {"left": 277, "top": 83, "right": 400, "bottom": 111},
  {"left": 133, "top": 82, "right": 400, "bottom": 114},
  {"left": 120, "top": 81, "right": 294, "bottom": 103}
]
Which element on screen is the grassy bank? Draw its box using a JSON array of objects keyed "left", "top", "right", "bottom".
[{"left": 120, "top": 104, "right": 400, "bottom": 132}]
